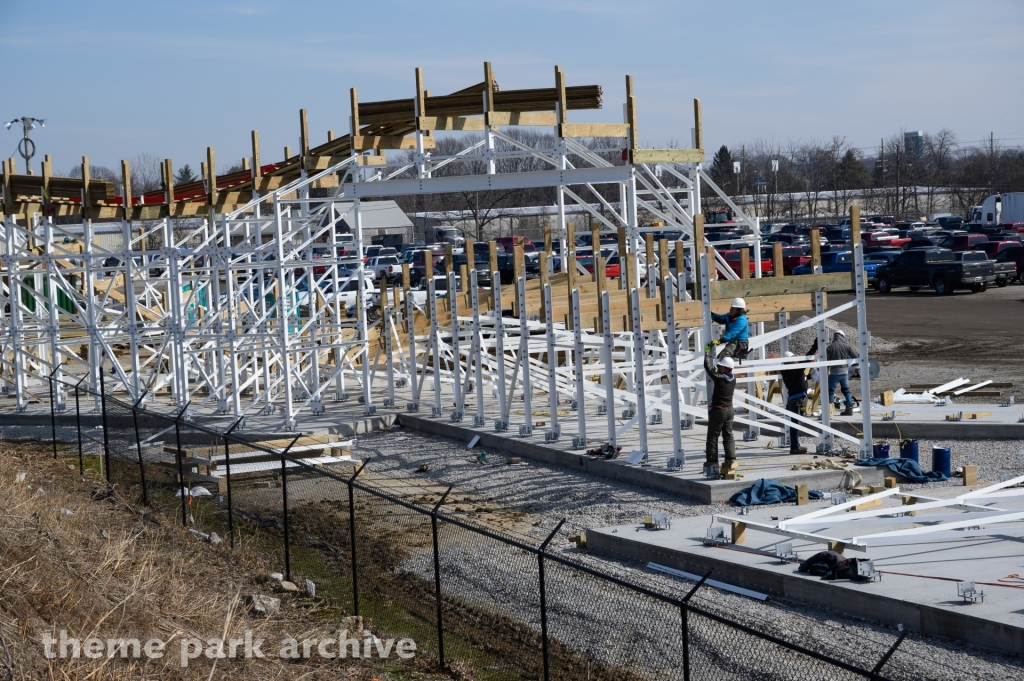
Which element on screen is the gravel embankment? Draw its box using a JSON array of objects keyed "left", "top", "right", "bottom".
[{"left": 355, "top": 429, "right": 1024, "bottom": 681}]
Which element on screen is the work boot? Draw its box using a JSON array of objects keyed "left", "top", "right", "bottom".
[
  {"left": 790, "top": 446, "right": 808, "bottom": 454},
  {"left": 841, "top": 405, "right": 854, "bottom": 416},
  {"left": 720, "top": 460, "right": 738, "bottom": 476}
]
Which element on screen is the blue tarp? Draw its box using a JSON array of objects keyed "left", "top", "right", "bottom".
[
  {"left": 854, "top": 457, "right": 948, "bottom": 483},
  {"left": 729, "top": 478, "right": 824, "bottom": 507}
]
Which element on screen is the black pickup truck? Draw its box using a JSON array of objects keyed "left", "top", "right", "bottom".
[{"left": 873, "top": 248, "right": 994, "bottom": 295}]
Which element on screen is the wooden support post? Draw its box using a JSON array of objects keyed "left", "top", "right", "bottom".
[
  {"left": 544, "top": 225, "right": 552, "bottom": 256},
  {"left": 555, "top": 66, "right": 567, "bottom": 125},
  {"left": 828, "top": 541, "right": 845, "bottom": 555},
  {"left": 963, "top": 464, "right": 977, "bottom": 486},
  {"left": 299, "top": 108, "right": 310, "bottom": 158},
  {"left": 625, "top": 75, "right": 638, "bottom": 153},
  {"left": 283, "top": 146, "right": 291, "bottom": 161},
  {"left": 206, "top": 147, "right": 217, "bottom": 205},
  {"left": 658, "top": 238, "right": 669, "bottom": 288},
  {"left": 251, "top": 130, "right": 262, "bottom": 179},
  {"left": 796, "top": 484, "right": 809, "bottom": 505},
  {"left": 693, "top": 98, "right": 703, "bottom": 152},
  {"left": 566, "top": 253, "right": 577, "bottom": 330},
  {"left": 483, "top": 62, "right": 495, "bottom": 113},
  {"left": 810, "top": 229, "right": 821, "bottom": 269},
  {"left": 773, "top": 242, "right": 784, "bottom": 278},
  {"left": 81, "top": 157, "right": 91, "bottom": 218},
  {"left": 415, "top": 68, "right": 426, "bottom": 125},
  {"left": 730, "top": 521, "right": 746, "bottom": 545},
  {"left": 444, "top": 244, "right": 454, "bottom": 275},
  {"left": 163, "top": 159, "right": 175, "bottom": 207},
  {"left": 121, "top": 160, "right": 132, "bottom": 219},
  {"left": 566, "top": 221, "right": 575, "bottom": 256},
  {"left": 350, "top": 88, "right": 360, "bottom": 138},
  {"left": 327, "top": 130, "right": 335, "bottom": 142},
  {"left": 706, "top": 245, "right": 718, "bottom": 281},
  {"left": 739, "top": 248, "right": 750, "bottom": 280},
  {"left": 595, "top": 255, "right": 606, "bottom": 331}
]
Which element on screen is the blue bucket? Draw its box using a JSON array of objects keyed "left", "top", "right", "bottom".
[
  {"left": 900, "top": 439, "right": 919, "bottom": 463},
  {"left": 932, "top": 446, "right": 952, "bottom": 477},
  {"left": 872, "top": 443, "right": 890, "bottom": 459}
]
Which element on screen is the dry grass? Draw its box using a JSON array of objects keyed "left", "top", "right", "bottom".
[{"left": 0, "top": 439, "right": 445, "bottom": 680}]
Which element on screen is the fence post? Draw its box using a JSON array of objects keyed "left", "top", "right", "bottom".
[
  {"left": 99, "top": 368, "right": 111, "bottom": 483},
  {"left": 538, "top": 519, "right": 566, "bottom": 681},
  {"left": 347, "top": 459, "right": 369, "bottom": 616},
  {"left": 74, "top": 376, "right": 85, "bottom": 475},
  {"left": 131, "top": 394, "right": 149, "bottom": 506},
  {"left": 279, "top": 435, "right": 302, "bottom": 582},
  {"left": 680, "top": 570, "right": 713, "bottom": 681},
  {"left": 431, "top": 487, "right": 453, "bottom": 671},
  {"left": 174, "top": 402, "right": 189, "bottom": 528},
  {"left": 223, "top": 418, "right": 244, "bottom": 549}
]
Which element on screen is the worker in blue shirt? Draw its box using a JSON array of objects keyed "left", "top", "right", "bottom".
[{"left": 710, "top": 297, "right": 749, "bottom": 361}]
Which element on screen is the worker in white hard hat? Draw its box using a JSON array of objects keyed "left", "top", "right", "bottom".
[
  {"left": 808, "top": 329, "right": 859, "bottom": 416},
  {"left": 780, "top": 351, "right": 809, "bottom": 454},
  {"left": 703, "top": 345, "right": 739, "bottom": 477},
  {"left": 709, "top": 297, "right": 749, "bottom": 362}
]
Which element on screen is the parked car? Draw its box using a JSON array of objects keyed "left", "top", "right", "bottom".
[
  {"left": 862, "top": 231, "right": 911, "bottom": 249},
  {"left": 862, "top": 252, "right": 899, "bottom": 283},
  {"left": 977, "top": 241, "right": 1024, "bottom": 284},
  {"left": 299, "top": 275, "right": 375, "bottom": 310},
  {"left": 873, "top": 248, "right": 994, "bottom": 295},
  {"left": 954, "top": 250, "right": 1015, "bottom": 288},
  {"left": 768, "top": 245, "right": 811, "bottom": 275},
  {"left": 495, "top": 236, "right": 534, "bottom": 251},
  {"left": 792, "top": 251, "right": 853, "bottom": 275},
  {"left": 905, "top": 235, "right": 943, "bottom": 249},
  {"left": 939, "top": 234, "right": 989, "bottom": 252},
  {"left": 366, "top": 255, "right": 401, "bottom": 282},
  {"left": 453, "top": 251, "right": 494, "bottom": 287},
  {"left": 719, "top": 249, "right": 774, "bottom": 277}
]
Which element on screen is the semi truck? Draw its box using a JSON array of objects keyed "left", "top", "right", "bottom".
[
  {"left": 970, "top": 193, "right": 1024, "bottom": 227},
  {"left": 425, "top": 224, "right": 465, "bottom": 248}
]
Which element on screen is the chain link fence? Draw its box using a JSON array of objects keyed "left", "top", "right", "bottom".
[{"left": 51, "top": 378, "right": 905, "bottom": 681}]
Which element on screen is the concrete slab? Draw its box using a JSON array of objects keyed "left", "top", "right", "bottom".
[
  {"left": 399, "top": 412, "right": 884, "bottom": 503},
  {"left": 834, "top": 402, "right": 1024, "bottom": 440},
  {"left": 586, "top": 491, "right": 1024, "bottom": 655}
]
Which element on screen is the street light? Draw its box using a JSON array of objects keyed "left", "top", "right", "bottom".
[{"left": 5, "top": 117, "right": 46, "bottom": 171}]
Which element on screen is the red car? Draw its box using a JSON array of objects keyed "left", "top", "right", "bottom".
[
  {"left": 862, "top": 231, "right": 911, "bottom": 249},
  {"left": 577, "top": 252, "right": 621, "bottom": 278},
  {"left": 762, "top": 246, "right": 811, "bottom": 275},
  {"left": 720, "top": 249, "right": 774, "bottom": 277},
  {"left": 494, "top": 236, "right": 534, "bottom": 251}
]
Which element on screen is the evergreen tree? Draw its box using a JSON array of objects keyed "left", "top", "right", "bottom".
[
  {"left": 835, "top": 149, "right": 872, "bottom": 189},
  {"left": 709, "top": 145, "right": 736, "bottom": 194},
  {"left": 174, "top": 164, "right": 198, "bottom": 185}
]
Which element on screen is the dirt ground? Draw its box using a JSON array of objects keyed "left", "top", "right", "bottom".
[{"left": 825, "top": 284, "right": 1024, "bottom": 396}]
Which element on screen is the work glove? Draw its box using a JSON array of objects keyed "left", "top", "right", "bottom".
[{"left": 711, "top": 339, "right": 721, "bottom": 346}]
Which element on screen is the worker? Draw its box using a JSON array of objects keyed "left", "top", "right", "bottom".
[
  {"left": 779, "top": 351, "right": 808, "bottom": 454},
  {"left": 808, "top": 329, "right": 858, "bottom": 416},
  {"left": 710, "top": 298, "right": 749, "bottom": 361},
  {"left": 703, "top": 346, "right": 738, "bottom": 477}
]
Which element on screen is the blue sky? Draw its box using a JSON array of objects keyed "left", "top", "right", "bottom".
[{"left": 2, "top": 0, "right": 1022, "bottom": 175}]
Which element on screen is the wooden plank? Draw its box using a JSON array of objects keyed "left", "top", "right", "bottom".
[
  {"left": 418, "top": 116, "right": 485, "bottom": 132},
  {"left": 560, "top": 123, "right": 629, "bottom": 138},
  {"left": 352, "top": 134, "right": 433, "bottom": 151},
  {"left": 631, "top": 148, "right": 705, "bottom": 164},
  {"left": 710, "top": 272, "right": 853, "bottom": 299}
]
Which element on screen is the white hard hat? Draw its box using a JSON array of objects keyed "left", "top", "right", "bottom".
[
  {"left": 730, "top": 297, "right": 746, "bottom": 309},
  {"left": 783, "top": 351, "right": 795, "bottom": 357},
  {"left": 834, "top": 329, "right": 845, "bottom": 337},
  {"left": 719, "top": 356, "right": 736, "bottom": 370}
]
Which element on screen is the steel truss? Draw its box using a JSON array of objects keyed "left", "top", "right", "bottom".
[{"left": 0, "top": 68, "right": 874, "bottom": 459}]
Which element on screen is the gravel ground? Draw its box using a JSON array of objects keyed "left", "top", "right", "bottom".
[
  {"left": 354, "top": 429, "right": 1024, "bottom": 681},
  {"left": 765, "top": 315, "right": 901, "bottom": 356}
]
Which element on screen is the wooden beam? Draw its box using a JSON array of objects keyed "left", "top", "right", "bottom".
[
  {"left": 810, "top": 229, "right": 821, "bottom": 269},
  {"left": 352, "top": 134, "right": 434, "bottom": 151},
  {"left": 711, "top": 272, "right": 853, "bottom": 299},
  {"left": 415, "top": 67, "right": 426, "bottom": 121},
  {"left": 560, "top": 123, "right": 629, "bottom": 138},
  {"left": 163, "top": 158, "right": 174, "bottom": 206},
  {"left": 206, "top": 147, "right": 217, "bottom": 206},
  {"left": 625, "top": 75, "right": 637, "bottom": 151},
  {"left": 740, "top": 249, "right": 749, "bottom": 280},
  {"left": 773, "top": 242, "right": 784, "bottom": 278},
  {"left": 631, "top": 148, "right": 705, "bottom": 164}
]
